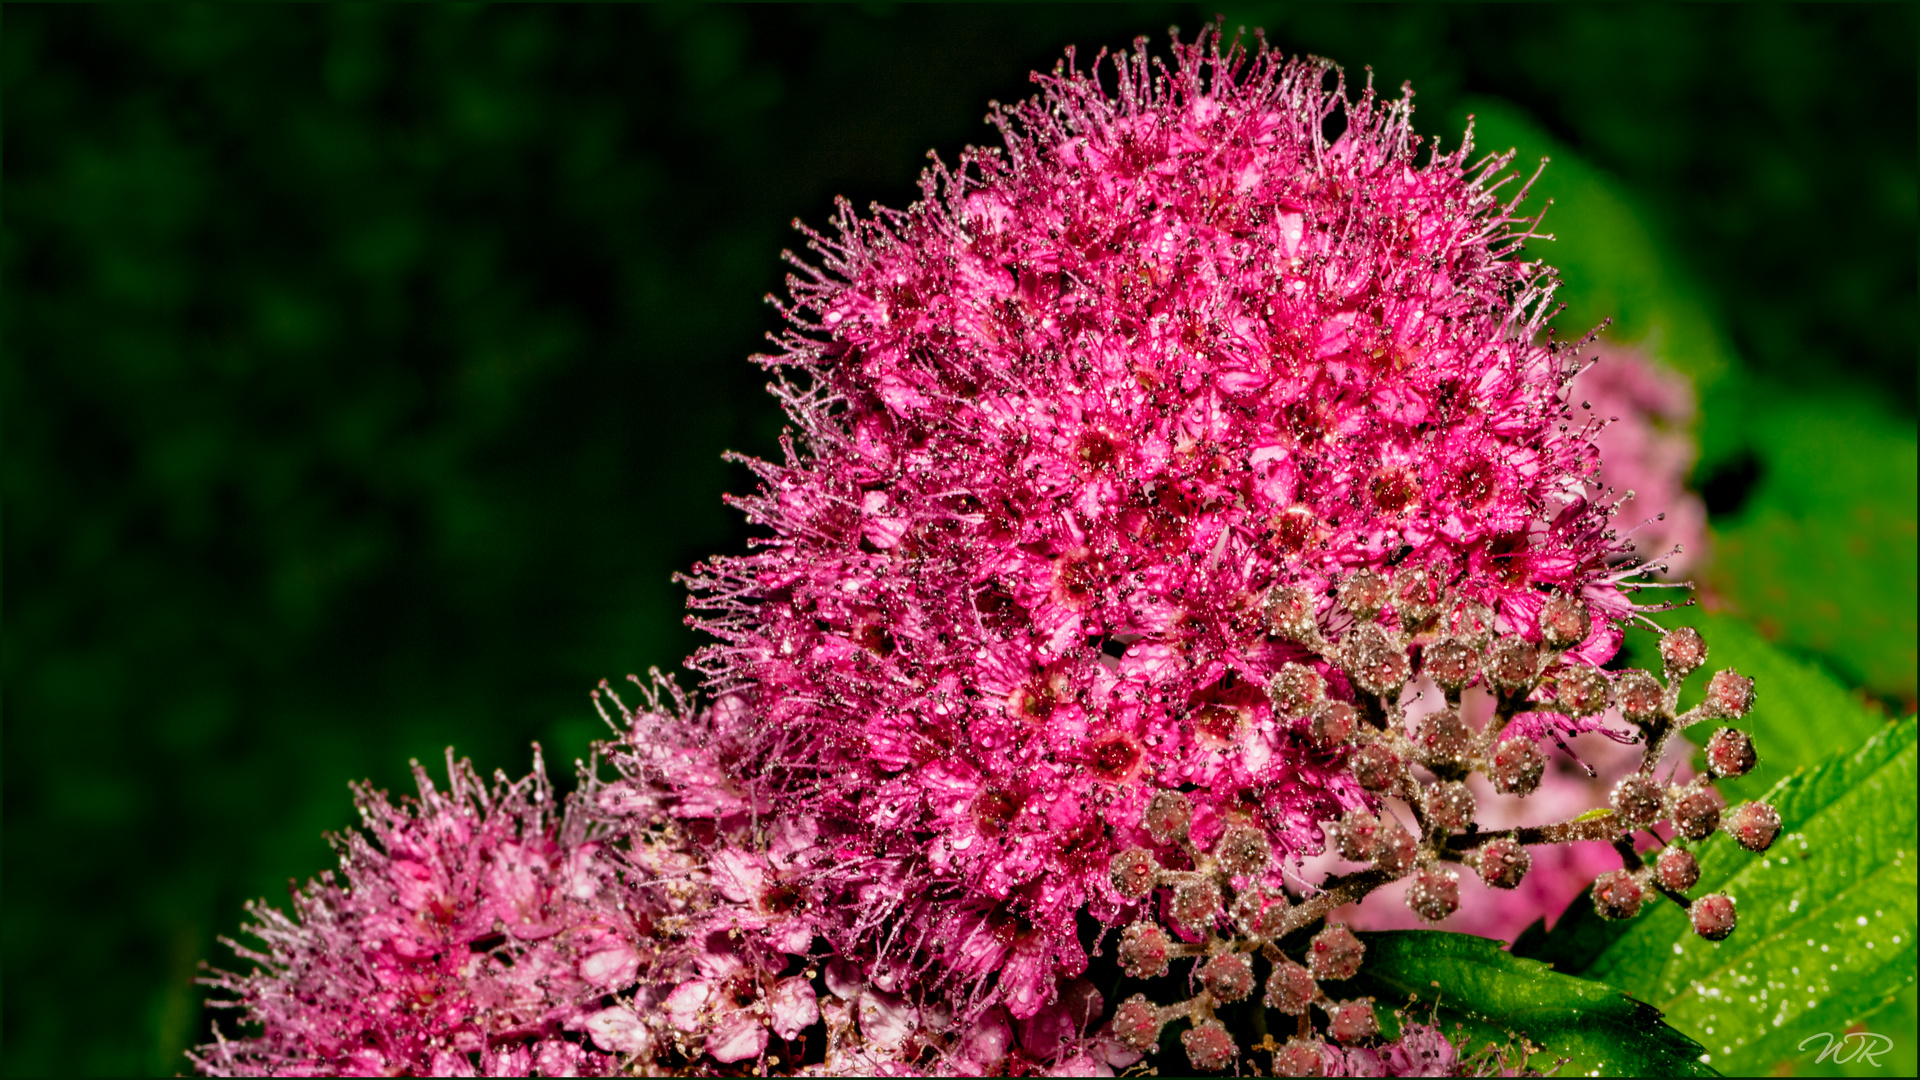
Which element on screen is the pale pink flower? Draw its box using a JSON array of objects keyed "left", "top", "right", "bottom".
[
  {"left": 194, "top": 752, "right": 629, "bottom": 1077},
  {"left": 1573, "top": 342, "right": 1707, "bottom": 576},
  {"left": 1330, "top": 1021, "right": 1461, "bottom": 1075},
  {"left": 662, "top": 942, "right": 819, "bottom": 1063}
]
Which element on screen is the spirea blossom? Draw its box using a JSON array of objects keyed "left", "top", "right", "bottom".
[
  {"left": 685, "top": 30, "right": 1640, "bottom": 1018},
  {"left": 201, "top": 27, "right": 1779, "bottom": 1078},
  {"left": 194, "top": 752, "right": 634, "bottom": 1076}
]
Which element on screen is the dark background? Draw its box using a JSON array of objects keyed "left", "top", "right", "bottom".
[{"left": 4, "top": 5, "right": 1913, "bottom": 1075}]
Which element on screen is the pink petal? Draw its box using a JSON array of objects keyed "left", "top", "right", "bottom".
[
  {"left": 769, "top": 976, "right": 819, "bottom": 1040},
  {"left": 706, "top": 1013, "right": 769, "bottom": 1064}
]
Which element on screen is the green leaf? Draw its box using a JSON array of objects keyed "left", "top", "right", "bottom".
[
  {"left": 1511, "top": 887, "right": 1643, "bottom": 977},
  {"left": 1700, "top": 386, "right": 1919, "bottom": 702},
  {"left": 1622, "top": 610, "right": 1891, "bottom": 807},
  {"left": 1582, "top": 717, "right": 1918, "bottom": 1076},
  {"left": 1340, "top": 930, "right": 1717, "bottom": 1076}
]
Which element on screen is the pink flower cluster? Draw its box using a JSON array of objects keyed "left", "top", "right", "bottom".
[
  {"left": 196, "top": 695, "right": 1474, "bottom": 1076},
  {"left": 684, "top": 28, "right": 1634, "bottom": 1016},
  {"left": 199, "top": 28, "right": 1763, "bottom": 1078},
  {"left": 195, "top": 751, "right": 633, "bottom": 1076},
  {"left": 1330, "top": 344, "right": 1707, "bottom": 942}
]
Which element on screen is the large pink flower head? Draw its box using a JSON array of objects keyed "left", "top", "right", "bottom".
[
  {"left": 688, "top": 29, "right": 1646, "bottom": 1017},
  {"left": 198, "top": 29, "right": 1785, "bottom": 1078}
]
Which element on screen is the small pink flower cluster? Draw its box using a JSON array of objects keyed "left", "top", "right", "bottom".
[
  {"left": 200, "top": 29, "right": 1768, "bottom": 1077},
  {"left": 194, "top": 751, "right": 635, "bottom": 1076}
]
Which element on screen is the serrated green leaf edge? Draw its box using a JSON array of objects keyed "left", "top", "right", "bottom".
[
  {"left": 1345, "top": 931, "right": 1717, "bottom": 1077},
  {"left": 1584, "top": 717, "right": 1918, "bottom": 1075}
]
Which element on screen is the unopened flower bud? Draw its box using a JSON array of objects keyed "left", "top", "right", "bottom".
[
  {"left": 1350, "top": 740, "right": 1403, "bottom": 792},
  {"left": 1539, "top": 592, "right": 1590, "bottom": 649},
  {"left": 1339, "top": 568, "right": 1391, "bottom": 619},
  {"left": 1488, "top": 738, "right": 1546, "bottom": 796},
  {"left": 1265, "top": 586, "right": 1318, "bottom": 640},
  {"left": 1427, "top": 781, "right": 1476, "bottom": 831},
  {"left": 1265, "top": 958, "right": 1318, "bottom": 1014},
  {"left": 1725, "top": 801, "right": 1781, "bottom": 852},
  {"left": 1611, "top": 774, "right": 1665, "bottom": 830},
  {"left": 1308, "top": 924, "right": 1365, "bottom": 981},
  {"left": 1182, "top": 1019, "right": 1237, "bottom": 1072},
  {"left": 1109, "top": 847, "right": 1160, "bottom": 899},
  {"left": 1439, "top": 598, "right": 1496, "bottom": 649},
  {"left": 1327, "top": 999, "right": 1380, "bottom": 1043},
  {"left": 1230, "top": 887, "right": 1290, "bottom": 938},
  {"left": 1418, "top": 709, "right": 1472, "bottom": 768},
  {"left": 1144, "top": 789, "right": 1193, "bottom": 845},
  {"left": 1216, "top": 825, "right": 1272, "bottom": 876},
  {"left": 1704, "top": 668, "right": 1756, "bottom": 719},
  {"left": 1269, "top": 661, "right": 1327, "bottom": 718},
  {"left": 1309, "top": 699, "right": 1358, "bottom": 744},
  {"left": 1118, "top": 921, "right": 1173, "bottom": 979},
  {"left": 1331, "top": 810, "right": 1379, "bottom": 862},
  {"left": 1475, "top": 837, "right": 1530, "bottom": 889},
  {"left": 1592, "top": 869, "right": 1645, "bottom": 921},
  {"left": 1393, "top": 566, "right": 1441, "bottom": 626},
  {"left": 1615, "top": 670, "right": 1664, "bottom": 724},
  {"left": 1690, "top": 893, "right": 1738, "bottom": 941},
  {"left": 1553, "top": 662, "right": 1611, "bottom": 716},
  {"left": 1655, "top": 847, "right": 1700, "bottom": 893},
  {"left": 1274, "top": 1037, "right": 1329, "bottom": 1077},
  {"left": 1112, "top": 994, "right": 1164, "bottom": 1051},
  {"left": 1406, "top": 865, "right": 1461, "bottom": 922},
  {"left": 1344, "top": 623, "right": 1410, "bottom": 697},
  {"left": 1371, "top": 818, "right": 1418, "bottom": 877},
  {"left": 1669, "top": 783, "right": 1721, "bottom": 841},
  {"left": 1170, "top": 876, "right": 1223, "bottom": 933},
  {"left": 1659, "top": 627, "right": 1707, "bottom": 677},
  {"left": 1483, "top": 635, "right": 1539, "bottom": 691},
  {"left": 1423, "top": 638, "right": 1479, "bottom": 691},
  {"left": 1200, "top": 951, "right": 1255, "bottom": 1002},
  {"left": 1705, "top": 727, "right": 1757, "bottom": 778}
]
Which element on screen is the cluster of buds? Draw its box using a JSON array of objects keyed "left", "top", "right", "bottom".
[
  {"left": 1105, "top": 581, "right": 1774, "bottom": 1072},
  {"left": 1276, "top": 582, "right": 1771, "bottom": 936},
  {"left": 1585, "top": 628, "right": 1773, "bottom": 939},
  {"left": 1106, "top": 789, "right": 1416, "bottom": 1074}
]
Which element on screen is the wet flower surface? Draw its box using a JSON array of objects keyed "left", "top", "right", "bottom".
[
  {"left": 198, "top": 27, "right": 1777, "bottom": 1078},
  {"left": 195, "top": 753, "right": 631, "bottom": 1076},
  {"left": 684, "top": 26, "right": 1649, "bottom": 1022}
]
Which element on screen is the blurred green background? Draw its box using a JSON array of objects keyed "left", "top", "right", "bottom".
[{"left": 4, "top": 5, "right": 1913, "bottom": 1076}]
